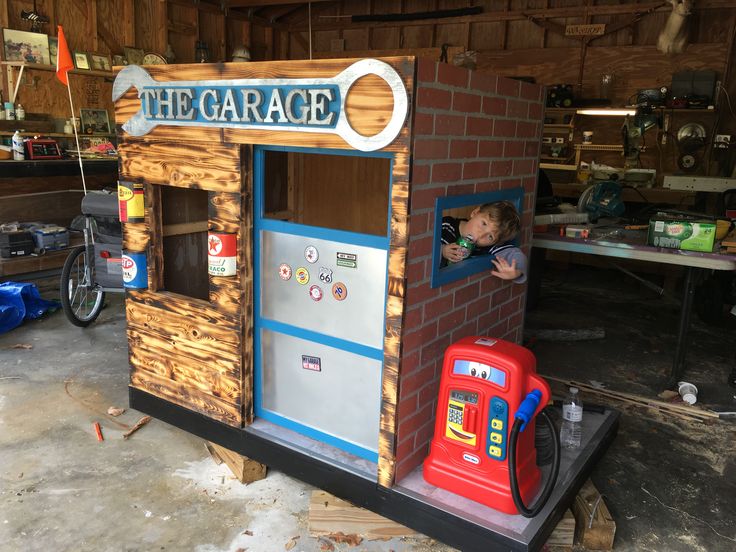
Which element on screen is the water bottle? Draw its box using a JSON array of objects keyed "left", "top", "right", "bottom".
[
  {"left": 448, "top": 234, "right": 475, "bottom": 264},
  {"left": 12, "top": 130, "right": 24, "bottom": 161},
  {"left": 560, "top": 387, "right": 583, "bottom": 449}
]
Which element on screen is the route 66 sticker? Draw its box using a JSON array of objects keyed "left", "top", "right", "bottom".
[{"left": 319, "top": 267, "right": 333, "bottom": 284}]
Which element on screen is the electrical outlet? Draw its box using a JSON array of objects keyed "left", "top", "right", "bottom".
[{"left": 715, "top": 134, "right": 731, "bottom": 149}]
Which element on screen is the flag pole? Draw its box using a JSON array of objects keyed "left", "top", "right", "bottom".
[
  {"left": 66, "top": 81, "right": 87, "bottom": 195},
  {"left": 56, "top": 25, "right": 87, "bottom": 195}
]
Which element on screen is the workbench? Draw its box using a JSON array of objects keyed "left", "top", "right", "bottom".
[{"left": 532, "top": 230, "right": 736, "bottom": 384}]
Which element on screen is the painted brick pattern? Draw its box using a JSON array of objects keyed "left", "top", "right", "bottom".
[{"left": 394, "top": 59, "right": 544, "bottom": 482}]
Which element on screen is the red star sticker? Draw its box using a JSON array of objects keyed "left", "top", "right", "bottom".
[{"left": 208, "top": 236, "right": 220, "bottom": 254}]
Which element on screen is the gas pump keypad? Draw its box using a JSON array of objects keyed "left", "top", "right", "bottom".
[
  {"left": 445, "top": 390, "right": 478, "bottom": 447},
  {"left": 486, "top": 397, "right": 508, "bottom": 461}
]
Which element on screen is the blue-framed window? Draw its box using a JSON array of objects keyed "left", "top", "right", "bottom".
[{"left": 430, "top": 188, "right": 524, "bottom": 288}]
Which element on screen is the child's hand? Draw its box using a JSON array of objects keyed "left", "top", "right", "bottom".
[
  {"left": 442, "top": 243, "right": 466, "bottom": 263},
  {"left": 491, "top": 258, "right": 522, "bottom": 281}
]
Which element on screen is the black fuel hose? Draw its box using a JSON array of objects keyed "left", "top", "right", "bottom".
[{"left": 508, "top": 409, "right": 560, "bottom": 518}]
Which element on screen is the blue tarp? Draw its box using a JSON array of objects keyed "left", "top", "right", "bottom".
[{"left": 0, "top": 282, "right": 59, "bottom": 334}]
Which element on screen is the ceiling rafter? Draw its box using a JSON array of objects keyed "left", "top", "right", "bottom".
[
  {"left": 225, "top": 0, "right": 333, "bottom": 7},
  {"left": 285, "top": 0, "right": 736, "bottom": 31}
]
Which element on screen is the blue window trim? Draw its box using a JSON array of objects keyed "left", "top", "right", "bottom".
[
  {"left": 252, "top": 144, "right": 392, "bottom": 464},
  {"left": 430, "top": 188, "right": 524, "bottom": 288}
]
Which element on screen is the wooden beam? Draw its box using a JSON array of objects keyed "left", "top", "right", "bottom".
[
  {"left": 226, "top": 0, "right": 333, "bottom": 6},
  {"left": 288, "top": 1, "right": 736, "bottom": 32}
]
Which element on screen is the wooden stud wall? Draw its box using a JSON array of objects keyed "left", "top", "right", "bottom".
[{"left": 278, "top": 0, "right": 735, "bottom": 109}]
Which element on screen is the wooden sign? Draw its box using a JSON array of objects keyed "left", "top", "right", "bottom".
[
  {"left": 112, "top": 58, "right": 409, "bottom": 151},
  {"left": 565, "top": 24, "right": 606, "bottom": 37}
]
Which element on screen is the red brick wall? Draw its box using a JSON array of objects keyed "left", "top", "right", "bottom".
[{"left": 394, "top": 59, "right": 544, "bottom": 481}]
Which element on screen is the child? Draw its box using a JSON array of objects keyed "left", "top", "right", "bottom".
[{"left": 440, "top": 200, "right": 527, "bottom": 283}]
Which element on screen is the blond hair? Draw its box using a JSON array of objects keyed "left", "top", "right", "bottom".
[{"left": 477, "top": 201, "right": 520, "bottom": 243}]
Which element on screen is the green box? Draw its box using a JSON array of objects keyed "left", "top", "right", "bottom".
[{"left": 647, "top": 216, "right": 716, "bottom": 252}]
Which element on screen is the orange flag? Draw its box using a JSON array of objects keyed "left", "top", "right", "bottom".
[{"left": 56, "top": 25, "right": 74, "bottom": 85}]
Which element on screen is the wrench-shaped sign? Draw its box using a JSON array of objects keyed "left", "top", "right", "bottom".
[{"left": 112, "top": 58, "right": 408, "bottom": 152}]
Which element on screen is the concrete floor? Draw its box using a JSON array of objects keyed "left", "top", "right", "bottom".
[
  {"left": 526, "top": 265, "right": 736, "bottom": 552},
  {"left": 0, "top": 292, "right": 451, "bottom": 552},
  {"left": 2, "top": 266, "right": 735, "bottom": 551}
]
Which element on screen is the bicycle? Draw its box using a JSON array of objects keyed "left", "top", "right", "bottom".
[{"left": 60, "top": 190, "right": 124, "bottom": 327}]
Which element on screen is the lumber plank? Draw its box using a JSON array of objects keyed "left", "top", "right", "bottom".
[
  {"left": 546, "top": 508, "right": 576, "bottom": 550},
  {"left": 207, "top": 442, "right": 267, "bottom": 484},
  {"left": 545, "top": 377, "right": 718, "bottom": 421},
  {"left": 572, "top": 479, "right": 616, "bottom": 551},
  {"left": 308, "top": 490, "right": 417, "bottom": 540}
]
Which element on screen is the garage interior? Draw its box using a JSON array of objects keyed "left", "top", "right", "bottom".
[{"left": 1, "top": 1, "right": 735, "bottom": 551}]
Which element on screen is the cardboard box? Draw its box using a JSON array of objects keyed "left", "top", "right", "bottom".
[{"left": 648, "top": 215, "right": 716, "bottom": 252}]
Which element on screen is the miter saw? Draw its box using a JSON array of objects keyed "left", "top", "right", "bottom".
[
  {"left": 622, "top": 95, "right": 663, "bottom": 167},
  {"left": 577, "top": 180, "right": 625, "bottom": 222}
]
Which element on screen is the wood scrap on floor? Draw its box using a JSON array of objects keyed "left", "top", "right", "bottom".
[
  {"left": 122, "top": 415, "right": 152, "bottom": 439},
  {"left": 545, "top": 377, "right": 719, "bottom": 423},
  {"left": 206, "top": 442, "right": 267, "bottom": 484},
  {"left": 545, "top": 508, "right": 575, "bottom": 551},
  {"left": 572, "top": 479, "right": 616, "bottom": 551},
  {"left": 308, "top": 490, "right": 417, "bottom": 541}
]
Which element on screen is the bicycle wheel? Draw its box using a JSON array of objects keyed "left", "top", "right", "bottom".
[{"left": 60, "top": 245, "right": 106, "bottom": 327}]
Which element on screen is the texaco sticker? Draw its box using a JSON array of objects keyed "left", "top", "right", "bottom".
[
  {"left": 309, "top": 284, "right": 323, "bottom": 301},
  {"left": 304, "top": 245, "right": 319, "bottom": 263},
  {"left": 278, "top": 263, "right": 292, "bottom": 281},
  {"left": 295, "top": 267, "right": 310, "bottom": 285},
  {"left": 331, "top": 282, "right": 348, "bottom": 301}
]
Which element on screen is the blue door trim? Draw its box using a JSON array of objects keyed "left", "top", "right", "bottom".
[{"left": 253, "top": 145, "right": 392, "bottom": 463}]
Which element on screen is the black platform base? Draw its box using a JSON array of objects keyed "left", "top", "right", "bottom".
[{"left": 130, "top": 387, "right": 619, "bottom": 552}]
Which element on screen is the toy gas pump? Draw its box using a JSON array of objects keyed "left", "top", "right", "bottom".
[{"left": 423, "top": 336, "right": 560, "bottom": 517}]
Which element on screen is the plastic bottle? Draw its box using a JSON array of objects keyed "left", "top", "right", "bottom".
[
  {"left": 12, "top": 130, "right": 25, "bottom": 160},
  {"left": 15, "top": 103, "right": 25, "bottom": 121},
  {"left": 448, "top": 234, "right": 475, "bottom": 264},
  {"left": 63, "top": 120, "right": 73, "bottom": 134},
  {"left": 4, "top": 101, "right": 15, "bottom": 120},
  {"left": 560, "top": 387, "right": 583, "bottom": 449}
]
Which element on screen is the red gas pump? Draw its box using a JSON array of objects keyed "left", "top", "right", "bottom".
[{"left": 423, "top": 336, "right": 560, "bottom": 517}]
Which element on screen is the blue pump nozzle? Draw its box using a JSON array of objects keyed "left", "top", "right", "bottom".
[{"left": 514, "top": 389, "right": 542, "bottom": 432}]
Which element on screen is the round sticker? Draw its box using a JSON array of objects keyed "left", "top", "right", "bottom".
[
  {"left": 304, "top": 245, "right": 319, "bottom": 263},
  {"left": 208, "top": 234, "right": 224, "bottom": 255},
  {"left": 331, "top": 282, "right": 348, "bottom": 301},
  {"left": 309, "top": 285, "right": 323, "bottom": 302},
  {"left": 278, "top": 263, "right": 292, "bottom": 281},
  {"left": 295, "top": 267, "right": 310, "bottom": 285}
]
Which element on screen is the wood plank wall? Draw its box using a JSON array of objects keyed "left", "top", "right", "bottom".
[
  {"left": 277, "top": 0, "right": 735, "bottom": 107},
  {"left": 119, "top": 138, "right": 250, "bottom": 427}
]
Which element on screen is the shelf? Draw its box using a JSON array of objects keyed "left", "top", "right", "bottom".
[
  {"left": 574, "top": 144, "right": 624, "bottom": 151},
  {"left": 547, "top": 106, "right": 716, "bottom": 114},
  {"left": 0, "top": 61, "right": 114, "bottom": 79},
  {"left": 0, "top": 131, "right": 116, "bottom": 138},
  {"left": 540, "top": 162, "right": 578, "bottom": 171}
]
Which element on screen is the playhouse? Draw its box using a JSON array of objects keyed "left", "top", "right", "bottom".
[{"left": 112, "top": 56, "right": 618, "bottom": 551}]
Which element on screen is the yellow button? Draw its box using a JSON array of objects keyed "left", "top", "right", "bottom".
[
  {"left": 490, "top": 432, "right": 502, "bottom": 443},
  {"left": 491, "top": 419, "right": 503, "bottom": 430},
  {"left": 489, "top": 445, "right": 502, "bottom": 457}
]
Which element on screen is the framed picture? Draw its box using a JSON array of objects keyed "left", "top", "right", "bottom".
[
  {"left": 80, "top": 108, "right": 111, "bottom": 135},
  {"left": 112, "top": 54, "right": 127, "bottom": 66},
  {"left": 2, "top": 28, "right": 50, "bottom": 64},
  {"left": 48, "top": 37, "right": 58, "bottom": 66},
  {"left": 123, "top": 46, "right": 144, "bottom": 66},
  {"left": 90, "top": 53, "right": 112, "bottom": 71},
  {"left": 74, "top": 51, "right": 90, "bottom": 70}
]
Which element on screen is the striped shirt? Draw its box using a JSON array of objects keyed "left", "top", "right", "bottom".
[{"left": 441, "top": 216, "right": 527, "bottom": 283}]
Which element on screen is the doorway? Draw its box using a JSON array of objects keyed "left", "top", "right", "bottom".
[{"left": 253, "top": 146, "right": 393, "bottom": 462}]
